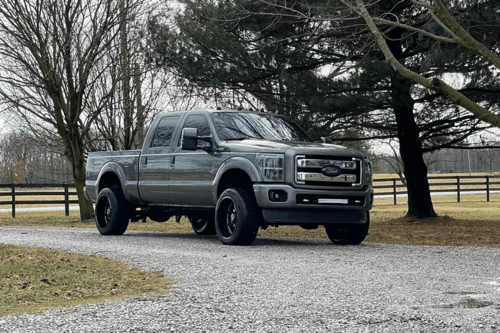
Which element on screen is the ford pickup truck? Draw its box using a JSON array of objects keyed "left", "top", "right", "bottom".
[{"left": 84, "top": 109, "right": 373, "bottom": 245}]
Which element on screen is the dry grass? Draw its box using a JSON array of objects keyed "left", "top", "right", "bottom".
[
  {"left": 0, "top": 244, "right": 175, "bottom": 317},
  {"left": 373, "top": 194, "right": 500, "bottom": 221},
  {"left": 371, "top": 194, "right": 500, "bottom": 247}
]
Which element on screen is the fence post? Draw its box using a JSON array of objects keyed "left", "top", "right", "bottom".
[
  {"left": 393, "top": 179, "right": 397, "bottom": 205},
  {"left": 456, "top": 176, "right": 461, "bottom": 203},
  {"left": 64, "top": 184, "right": 70, "bottom": 216},
  {"left": 11, "top": 184, "right": 15, "bottom": 218},
  {"left": 486, "top": 176, "right": 490, "bottom": 202}
]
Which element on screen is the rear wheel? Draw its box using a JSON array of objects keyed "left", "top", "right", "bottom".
[
  {"left": 325, "top": 213, "right": 370, "bottom": 245},
  {"left": 215, "top": 188, "right": 259, "bottom": 245},
  {"left": 95, "top": 185, "right": 130, "bottom": 235},
  {"left": 190, "top": 217, "right": 216, "bottom": 235}
]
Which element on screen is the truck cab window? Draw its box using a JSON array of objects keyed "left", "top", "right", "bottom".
[
  {"left": 181, "top": 114, "right": 211, "bottom": 149},
  {"left": 150, "top": 115, "right": 180, "bottom": 147}
]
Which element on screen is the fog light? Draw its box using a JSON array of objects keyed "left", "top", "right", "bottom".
[{"left": 269, "top": 190, "right": 288, "bottom": 202}]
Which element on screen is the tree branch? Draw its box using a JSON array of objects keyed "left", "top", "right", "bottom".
[{"left": 355, "top": 0, "right": 500, "bottom": 128}]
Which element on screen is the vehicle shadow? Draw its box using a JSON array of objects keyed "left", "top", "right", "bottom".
[{"left": 123, "top": 231, "right": 373, "bottom": 248}]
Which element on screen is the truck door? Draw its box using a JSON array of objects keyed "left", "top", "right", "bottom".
[
  {"left": 169, "top": 113, "right": 216, "bottom": 207},
  {"left": 138, "top": 114, "right": 181, "bottom": 204}
]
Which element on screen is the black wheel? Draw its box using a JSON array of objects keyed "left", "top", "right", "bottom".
[
  {"left": 325, "top": 213, "right": 370, "bottom": 245},
  {"left": 94, "top": 185, "right": 130, "bottom": 235},
  {"left": 190, "top": 216, "right": 216, "bottom": 235},
  {"left": 215, "top": 188, "right": 259, "bottom": 245}
]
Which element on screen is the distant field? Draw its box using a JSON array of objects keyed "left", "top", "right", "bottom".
[
  {"left": 373, "top": 172, "right": 500, "bottom": 198},
  {"left": 374, "top": 172, "right": 500, "bottom": 179}
]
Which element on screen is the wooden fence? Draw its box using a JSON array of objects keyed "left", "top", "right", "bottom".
[
  {"left": 373, "top": 175, "right": 500, "bottom": 204},
  {"left": 0, "top": 175, "right": 499, "bottom": 217},
  {"left": 0, "top": 184, "right": 78, "bottom": 218}
]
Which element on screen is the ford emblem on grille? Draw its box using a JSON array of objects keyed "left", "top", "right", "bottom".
[{"left": 321, "top": 165, "right": 342, "bottom": 177}]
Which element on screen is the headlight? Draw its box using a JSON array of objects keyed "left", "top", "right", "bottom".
[
  {"left": 364, "top": 159, "right": 372, "bottom": 173},
  {"left": 364, "top": 158, "right": 373, "bottom": 184},
  {"left": 256, "top": 154, "right": 284, "bottom": 182}
]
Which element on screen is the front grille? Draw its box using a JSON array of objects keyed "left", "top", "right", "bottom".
[{"left": 295, "top": 155, "right": 362, "bottom": 187}]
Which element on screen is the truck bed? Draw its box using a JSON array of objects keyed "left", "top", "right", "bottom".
[{"left": 85, "top": 150, "right": 142, "bottom": 203}]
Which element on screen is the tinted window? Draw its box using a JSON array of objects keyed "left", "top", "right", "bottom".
[
  {"left": 182, "top": 114, "right": 212, "bottom": 149},
  {"left": 150, "top": 115, "right": 180, "bottom": 148},
  {"left": 211, "top": 112, "right": 312, "bottom": 142}
]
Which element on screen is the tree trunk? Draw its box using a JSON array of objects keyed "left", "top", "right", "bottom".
[
  {"left": 121, "top": 0, "right": 133, "bottom": 150},
  {"left": 60, "top": 124, "right": 95, "bottom": 221},
  {"left": 391, "top": 71, "right": 437, "bottom": 218},
  {"left": 384, "top": 19, "right": 437, "bottom": 218},
  {"left": 73, "top": 159, "right": 95, "bottom": 221}
]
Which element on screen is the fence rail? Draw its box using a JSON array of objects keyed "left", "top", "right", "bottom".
[
  {"left": 373, "top": 175, "right": 500, "bottom": 204},
  {"left": 0, "top": 176, "right": 498, "bottom": 218},
  {"left": 0, "top": 184, "right": 77, "bottom": 217}
]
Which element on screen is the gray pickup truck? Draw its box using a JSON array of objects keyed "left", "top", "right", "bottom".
[{"left": 84, "top": 109, "right": 373, "bottom": 245}]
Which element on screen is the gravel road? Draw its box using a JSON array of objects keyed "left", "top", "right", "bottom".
[{"left": 1, "top": 226, "right": 499, "bottom": 333}]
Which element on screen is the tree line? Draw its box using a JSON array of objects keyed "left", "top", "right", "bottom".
[
  {"left": 0, "top": 132, "right": 73, "bottom": 184},
  {"left": 0, "top": 0, "right": 499, "bottom": 220},
  {"left": 374, "top": 148, "right": 500, "bottom": 176}
]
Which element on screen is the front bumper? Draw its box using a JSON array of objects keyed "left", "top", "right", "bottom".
[{"left": 253, "top": 183, "right": 373, "bottom": 225}]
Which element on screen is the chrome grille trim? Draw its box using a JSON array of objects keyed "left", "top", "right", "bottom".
[
  {"left": 296, "top": 173, "right": 357, "bottom": 183},
  {"left": 295, "top": 155, "right": 363, "bottom": 187},
  {"left": 296, "top": 159, "right": 357, "bottom": 169}
]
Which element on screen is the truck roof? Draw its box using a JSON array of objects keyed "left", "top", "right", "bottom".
[{"left": 162, "top": 108, "right": 275, "bottom": 116}]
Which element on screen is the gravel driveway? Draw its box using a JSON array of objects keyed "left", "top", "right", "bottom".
[{"left": 1, "top": 226, "right": 499, "bottom": 333}]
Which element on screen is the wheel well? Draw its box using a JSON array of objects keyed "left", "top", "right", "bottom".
[
  {"left": 98, "top": 172, "right": 122, "bottom": 193},
  {"left": 217, "top": 169, "right": 253, "bottom": 197}
]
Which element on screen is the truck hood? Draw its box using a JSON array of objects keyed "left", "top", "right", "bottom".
[{"left": 223, "top": 139, "right": 364, "bottom": 157}]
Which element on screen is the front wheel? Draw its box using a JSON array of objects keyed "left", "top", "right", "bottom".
[
  {"left": 215, "top": 188, "right": 259, "bottom": 245},
  {"left": 95, "top": 185, "right": 130, "bottom": 235},
  {"left": 325, "top": 213, "right": 370, "bottom": 245}
]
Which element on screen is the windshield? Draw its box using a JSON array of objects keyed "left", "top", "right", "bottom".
[{"left": 211, "top": 112, "right": 312, "bottom": 142}]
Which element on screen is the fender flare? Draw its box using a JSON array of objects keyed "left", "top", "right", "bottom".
[
  {"left": 213, "top": 157, "right": 262, "bottom": 186},
  {"left": 95, "top": 162, "right": 130, "bottom": 201},
  {"left": 211, "top": 157, "right": 262, "bottom": 204}
]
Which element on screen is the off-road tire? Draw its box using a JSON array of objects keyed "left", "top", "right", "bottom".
[
  {"left": 325, "top": 213, "right": 370, "bottom": 245},
  {"left": 215, "top": 188, "right": 259, "bottom": 245},
  {"left": 95, "top": 185, "right": 130, "bottom": 235},
  {"left": 190, "top": 217, "right": 216, "bottom": 235}
]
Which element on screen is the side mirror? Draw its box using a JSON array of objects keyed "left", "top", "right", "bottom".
[
  {"left": 182, "top": 128, "right": 214, "bottom": 152},
  {"left": 321, "top": 137, "right": 332, "bottom": 144},
  {"left": 182, "top": 128, "right": 198, "bottom": 150}
]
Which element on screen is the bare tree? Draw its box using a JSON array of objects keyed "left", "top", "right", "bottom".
[
  {"left": 0, "top": 131, "right": 72, "bottom": 184},
  {"left": 0, "top": 0, "right": 149, "bottom": 220}
]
